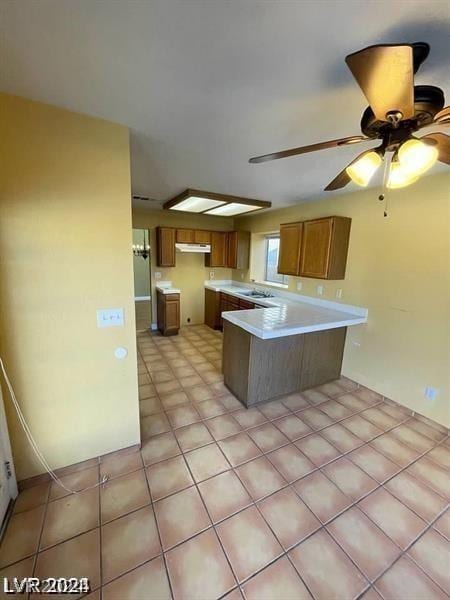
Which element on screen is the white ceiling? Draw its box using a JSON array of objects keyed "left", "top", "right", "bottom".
[{"left": 1, "top": 0, "right": 449, "bottom": 210}]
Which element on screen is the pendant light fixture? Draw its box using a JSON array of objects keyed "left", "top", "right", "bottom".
[{"left": 132, "top": 230, "right": 150, "bottom": 260}]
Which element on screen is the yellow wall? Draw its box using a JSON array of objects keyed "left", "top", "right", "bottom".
[
  {"left": 132, "top": 209, "right": 234, "bottom": 326},
  {"left": 0, "top": 94, "right": 140, "bottom": 480},
  {"left": 235, "top": 173, "right": 450, "bottom": 427}
]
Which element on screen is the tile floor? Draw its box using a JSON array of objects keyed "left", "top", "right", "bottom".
[{"left": 1, "top": 324, "right": 449, "bottom": 599}]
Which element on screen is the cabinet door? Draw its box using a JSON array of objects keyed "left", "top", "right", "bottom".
[
  {"left": 176, "top": 229, "right": 195, "bottom": 243},
  {"left": 205, "top": 289, "right": 221, "bottom": 329},
  {"left": 206, "top": 232, "right": 227, "bottom": 267},
  {"left": 239, "top": 298, "right": 254, "bottom": 310},
  {"left": 194, "top": 230, "right": 211, "bottom": 244},
  {"left": 227, "top": 232, "right": 238, "bottom": 269},
  {"left": 156, "top": 227, "right": 176, "bottom": 267},
  {"left": 165, "top": 295, "right": 180, "bottom": 334},
  {"left": 278, "top": 223, "right": 303, "bottom": 275},
  {"left": 300, "top": 218, "right": 333, "bottom": 279}
]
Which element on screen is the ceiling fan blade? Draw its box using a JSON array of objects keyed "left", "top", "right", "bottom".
[
  {"left": 422, "top": 132, "right": 450, "bottom": 164},
  {"left": 434, "top": 106, "right": 450, "bottom": 125},
  {"left": 345, "top": 44, "right": 414, "bottom": 122},
  {"left": 249, "top": 135, "right": 368, "bottom": 164},
  {"left": 324, "top": 168, "right": 351, "bottom": 191}
]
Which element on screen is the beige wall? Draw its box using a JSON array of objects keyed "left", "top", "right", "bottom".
[
  {"left": 235, "top": 173, "right": 450, "bottom": 427},
  {"left": 0, "top": 94, "right": 140, "bottom": 480},
  {"left": 132, "top": 209, "right": 234, "bottom": 326}
]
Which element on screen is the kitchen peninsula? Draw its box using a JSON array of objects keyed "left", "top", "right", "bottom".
[{"left": 206, "top": 282, "right": 368, "bottom": 407}]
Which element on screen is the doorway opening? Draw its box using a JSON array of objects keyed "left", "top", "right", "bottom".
[{"left": 133, "top": 228, "right": 152, "bottom": 332}]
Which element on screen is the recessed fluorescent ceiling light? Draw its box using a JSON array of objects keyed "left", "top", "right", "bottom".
[
  {"left": 169, "top": 196, "right": 226, "bottom": 212},
  {"left": 205, "top": 203, "right": 263, "bottom": 216}
]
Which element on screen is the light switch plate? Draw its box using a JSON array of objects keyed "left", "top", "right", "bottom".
[
  {"left": 317, "top": 285, "right": 324, "bottom": 296},
  {"left": 97, "top": 308, "right": 124, "bottom": 328},
  {"left": 154, "top": 272, "right": 162, "bottom": 280},
  {"left": 297, "top": 282, "right": 302, "bottom": 291}
]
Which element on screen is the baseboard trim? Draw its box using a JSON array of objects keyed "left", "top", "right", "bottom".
[{"left": 18, "top": 443, "right": 141, "bottom": 491}]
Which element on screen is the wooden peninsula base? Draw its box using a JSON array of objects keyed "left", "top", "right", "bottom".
[{"left": 222, "top": 321, "right": 347, "bottom": 407}]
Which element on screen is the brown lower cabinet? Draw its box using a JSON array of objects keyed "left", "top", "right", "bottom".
[
  {"left": 205, "top": 290, "right": 262, "bottom": 330},
  {"left": 157, "top": 290, "right": 180, "bottom": 336}
]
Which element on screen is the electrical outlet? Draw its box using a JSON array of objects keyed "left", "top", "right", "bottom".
[
  {"left": 316, "top": 285, "right": 323, "bottom": 296},
  {"left": 336, "top": 288, "right": 343, "bottom": 299},
  {"left": 210, "top": 271, "right": 215, "bottom": 280},
  {"left": 154, "top": 271, "right": 162, "bottom": 280},
  {"left": 297, "top": 282, "right": 302, "bottom": 291},
  {"left": 424, "top": 386, "right": 438, "bottom": 401}
]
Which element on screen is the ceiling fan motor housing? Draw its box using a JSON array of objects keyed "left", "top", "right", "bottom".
[{"left": 361, "top": 85, "right": 445, "bottom": 138}]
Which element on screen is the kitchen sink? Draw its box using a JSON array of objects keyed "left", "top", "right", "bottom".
[{"left": 241, "top": 290, "right": 275, "bottom": 299}]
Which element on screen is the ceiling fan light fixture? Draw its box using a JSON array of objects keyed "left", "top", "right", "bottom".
[
  {"left": 398, "top": 138, "right": 438, "bottom": 176},
  {"left": 387, "top": 159, "right": 419, "bottom": 189},
  {"left": 346, "top": 150, "right": 383, "bottom": 187}
]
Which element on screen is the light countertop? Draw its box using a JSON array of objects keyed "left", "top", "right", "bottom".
[
  {"left": 204, "top": 280, "right": 368, "bottom": 339},
  {"left": 156, "top": 281, "right": 181, "bottom": 295}
]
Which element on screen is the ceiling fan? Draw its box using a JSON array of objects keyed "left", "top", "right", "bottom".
[{"left": 249, "top": 42, "right": 450, "bottom": 191}]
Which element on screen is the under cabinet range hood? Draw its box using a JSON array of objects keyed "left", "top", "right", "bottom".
[{"left": 175, "top": 243, "right": 211, "bottom": 254}]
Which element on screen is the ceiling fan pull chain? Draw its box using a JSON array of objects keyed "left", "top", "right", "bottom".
[{"left": 378, "top": 151, "right": 392, "bottom": 217}]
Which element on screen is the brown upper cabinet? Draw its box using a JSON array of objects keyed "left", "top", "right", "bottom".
[
  {"left": 300, "top": 216, "right": 351, "bottom": 279},
  {"left": 205, "top": 231, "right": 228, "bottom": 268},
  {"left": 176, "top": 228, "right": 195, "bottom": 243},
  {"left": 278, "top": 223, "right": 303, "bottom": 276},
  {"left": 194, "top": 230, "right": 211, "bottom": 244},
  {"left": 227, "top": 231, "right": 250, "bottom": 270},
  {"left": 156, "top": 227, "right": 176, "bottom": 267}
]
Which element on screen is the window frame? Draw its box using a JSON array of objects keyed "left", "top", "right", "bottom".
[{"left": 264, "top": 234, "right": 288, "bottom": 286}]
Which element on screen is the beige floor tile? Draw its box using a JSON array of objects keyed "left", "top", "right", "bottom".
[
  {"left": 321, "top": 423, "right": 364, "bottom": 453},
  {"left": 0, "top": 504, "right": 45, "bottom": 567},
  {"left": 280, "top": 392, "right": 310, "bottom": 411},
  {"left": 300, "top": 388, "right": 329, "bottom": 406},
  {"left": 293, "top": 470, "right": 351, "bottom": 523},
  {"left": 0, "top": 556, "right": 34, "bottom": 589},
  {"left": 316, "top": 380, "right": 351, "bottom": 397},
  {"left": 407, "top": 457, "right": 450, "bottom": 499},
  {"left": 151, "top": 370, "right": 176, "bottom": 384},
  {"left": 216, "top": 506, "right": 283, "bottom": 583},
  {"left": 361, "top": 407, "right": 398, "bottom": 431},
  {"left": 258, "top": 487, "right": 320, "bottom": 549},
  {"left": 322, "top": 457, "right": 378, "bottom": 501},
  {"left": 218, "top": 432, "right": 263, "bottom": 467},
  {"left": 327, "top": 507, "right": 400, "bottom": 580},
  {"left": 13, "top": 482, "right": 49, "bottom": 514},
  {"left": 154, "top": 486, "right": 211, "bottom": 550},
  {"left": 198, "top": 470, "right": 252, "bottom": 523},
  {"left": 102, "top": 556, "right": 171, "bottom": 600},
  {"left": 49, "top": 466, "right": 100, "bottom": 501},
  {"left": 407, "top": 529, "right": 450, "bottom": 593},
  {"left": 140, "top": 413, "right": 171, "bottom": 439},
  {"left": 427, "top": 444, "right": 450, "bottom": 469},
  {"left": 258, "top": 399, "right": 291, "bottom": 420},
  {"left": 235, "top": 456, "right": 286, "bottom": 501},
  {"left": 319, "top": 399, "right": 353, "bottom": 421},
  {"left": 100, "top": 449, "right": 143, "bottom": 480},
  {"left": 185, "top": 384, "right": 215, "bottom": 403},
  {"left": 184, "top": 443, "right": 230, "bottom": 482},
  {"left": 385, "top": 472, "right": 448, "bottom": 522},
  {"left": 138, "top": 383, "right": 157, "bottom": 400},
  {"left": 232, "top": 407, "right": 268, "bottom": 429},
  {"left": 139, "top": 396, "right": 163, "bottom": 417},
  {"left": 159, "top": 390, "right": 190, "bottom": 410},
  {"left": 165, "top": 529, "right": 236, "bottom": 600},
  {"left": 289, "top": 529, "right": 368, "bottom": 599},
  {"left": 370, "top": 433, "right": 419, "bottom": 467},
  {"left": 155, "top": 380, "right": 182, "bottom": 395},
  {"left": 146, "top": 455, "right": 193, "bottom": 501},
  {"left": 433, "top": 510, "right": 450, "bottom": 540},
  {"left": 354, "top": 387, "right": 383, "bottom": 405},
  {"left": 101, "top": 506, "right": 161, "bottom": 583},
  {"left": 266, "top": 444, "right": 315, "bottom": 483},
  {"left": 220, "top": 393, "right": 245, "bottom": 411},
  {"left": 35, "top": 529, "right": 100, "bottom": 599},
  {"left": 166, "top": 403, "right": 201, "bottom": 429},
  {"left": 40, "top": 488, "right": 99, "bottom": 550},
  {"left": 341, "top": 414, "right": 383, "bottom": 441},
  {"left": 205, "top": 414, "right": 242, "bottom": 440},
  {"left": 295, "top": 433, "right": 341, "bottom": 466},
  {"left": 241, "top": 556, "right": 311, "bottom": 600},
  {"left": 347, "top": 445, "right": 400, "bottom": 482},
  {"left": 100, "top": 469, "right": 150, "bottom": 523},
  {"left": 375, "top": 556, "right": 447, "bottom": 600},
  {"left": 247, "top": 422, "right": 289, "bottom": 453},
  {"left": 273, "top": 414, "right": 312, "bottom": 441},
  {"left": 196, "top": 398, "right": 227, "bottom": 418},
  {"left": 359, "top": 488, "right": 427, "bottom": 549},
  {"left": 407, "top": 418, "right": 447, "bottom": 442},
  {"left": 141, "top": 431, "right": 180, "bottom": 466},
  {"left": 297, "top": 407, "right": 334, "bottom": 431},
  {"left": 174, "top": 422, "right": 213, "bottom": 452},
  {"left": 336, "top": 392, "right": 368, "bottom": 414},
  {"left": 390, "top": 424, "right": 435, "bottom": 453}
]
